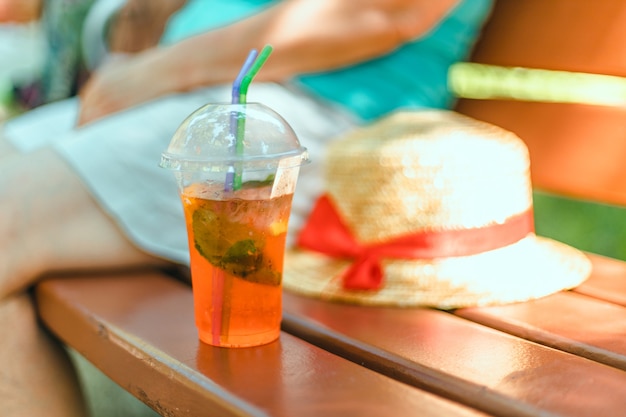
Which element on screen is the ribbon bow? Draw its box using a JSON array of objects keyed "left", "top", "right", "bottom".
[{"left": 297, "top": 195, "right": 534, "bottom": 291}]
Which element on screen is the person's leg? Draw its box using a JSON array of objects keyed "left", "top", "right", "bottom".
[
  {"left": 1, "top": 147, "right": 170, "bottom": 296},
  {"left": 0, "top": 144, "right": 87, "bottom": 416},
  {"left": 0, "top": 147, "right": 170, "bottom": 416},
  {"left": 0, "top": 292, "right": 87, "bottom": 417}
]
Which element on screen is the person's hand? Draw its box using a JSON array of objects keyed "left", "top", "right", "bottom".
[
  {"left": 107, "top": 0, "right": 187, "bottom": 53},
  {"left": 77, "top": 0, "right": 187, "bottom": 126},
  {"left": 76, "top": 51, "right": 173, "bottom": 126}
]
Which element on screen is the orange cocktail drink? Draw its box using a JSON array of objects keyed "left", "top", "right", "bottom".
[
  {"left": 181, "top": 182, "right": 293, "bottom": 347},
  {"left": 160, "top": 101, "right": 308, "bottom": 348}
]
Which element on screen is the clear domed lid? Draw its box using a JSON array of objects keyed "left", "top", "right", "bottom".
[{"left": 160, "top": 102, "right": 308, "bottom": 173}]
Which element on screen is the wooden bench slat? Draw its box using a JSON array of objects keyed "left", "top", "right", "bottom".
[
  {"left": 35, "top": 271, "right": 490, "bottom": 417},
  {"left": 282, "top": 284, "right": 626, "bottom": 417},
  {"left": 456, "top": 291, "right": 626, "bottom": 370},
  {"left": 453, "top": 256, "right": 626, "bottom": 371},
  {"left": 574, "top": 255, "right": 626, "bottom": 306}
]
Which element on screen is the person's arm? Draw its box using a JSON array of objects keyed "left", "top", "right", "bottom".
[
  {"left": 77, "top": 0, "right": 460, "bottom": 125},
  {"left": 170, "top": 0, "right": 460, "bottom": 85}
]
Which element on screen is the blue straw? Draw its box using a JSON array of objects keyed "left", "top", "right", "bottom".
[
  {"left": 232, "top": 49, "right": 258, "bottom": 105},
  {"left": 225, "top": 49, "right": 258, "bottom": 191},
  {"left": 232, "top": 45, "right": 274, "bottom": 190}
]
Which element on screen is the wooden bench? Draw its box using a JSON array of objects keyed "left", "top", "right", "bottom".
[
  {"left": 37, "top": 255, "right": 626, "bottom": 417},
  {"left": 34, "top": 0, "right": 626, "bottom": 416}
]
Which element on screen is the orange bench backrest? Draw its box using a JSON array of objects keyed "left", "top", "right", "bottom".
[{"left": 455, "top": 0, "right": 626, "bottom": 206}]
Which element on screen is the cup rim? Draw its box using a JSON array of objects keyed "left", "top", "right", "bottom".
[{"left": 159, "top": 148, "right": 309, "bottom": 172}]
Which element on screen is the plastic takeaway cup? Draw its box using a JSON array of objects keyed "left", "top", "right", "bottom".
[{"left": 160, "top": 102, "right": 309, "bottom": 348}]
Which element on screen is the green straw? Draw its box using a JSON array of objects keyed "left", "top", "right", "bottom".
[
  {"left": 224, "top": 49, "right": 258, "bottom": 192},
  {"left": 239, "top": 45, "right": 273, "bottom": 104},
  {"left": 233, "top": 44, "right": 273, "bottom": 190}
]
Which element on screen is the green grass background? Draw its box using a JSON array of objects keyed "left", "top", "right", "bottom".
[{"left": 534, "top": 190, "right": 626, "bottom": 260}]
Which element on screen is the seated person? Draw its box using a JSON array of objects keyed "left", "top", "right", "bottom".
[{"left": 0, "top": 0, "right": 493, "bottom": 415}]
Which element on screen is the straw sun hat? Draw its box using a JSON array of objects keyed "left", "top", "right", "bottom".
[{"left": 283, "top": 110, "right": 591, "bottom": 309}]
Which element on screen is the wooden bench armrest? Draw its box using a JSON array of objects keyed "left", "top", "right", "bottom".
[{"left": 35, "top": 269, "right": 487, "bottom": 417}]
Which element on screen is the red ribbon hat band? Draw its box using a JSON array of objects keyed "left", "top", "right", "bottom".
[{"left": 297, "top": 195, "right": 535, "bottom": 291}]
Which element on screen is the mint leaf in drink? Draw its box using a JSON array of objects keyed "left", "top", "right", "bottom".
[
  {"left": 220, "top": 239, "right": 282, "bottom": 286},
  {"left": 221, "top": 239, "right": 261, "bottom": 277},
  {"left": 192, "top": 208, "right": 229, "bottom": 266},
  {"left": 191, "top": 203, "right": 282, "bottom": 286},
  {"left": 249, "top": 266, "right": 282, "bottom": 286},
  {"left": 241, "top": 174, "right": 275, "bottom": 189}
]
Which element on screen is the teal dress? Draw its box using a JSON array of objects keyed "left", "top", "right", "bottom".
[{"left": 161, "top": 0, "right": 494, "bottom": 121}]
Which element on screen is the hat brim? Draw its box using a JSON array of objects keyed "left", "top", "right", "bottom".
[{"left": 283, "top": 234, "right": 591, "bottom": 309}]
